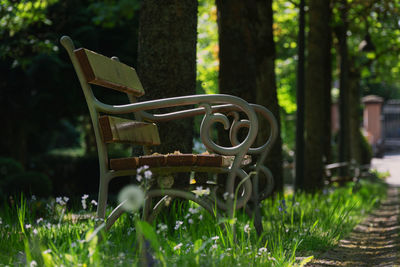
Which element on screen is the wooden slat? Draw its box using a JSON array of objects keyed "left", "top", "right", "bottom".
[
  {"left": 99, "top": 116, "right": 161, "bottom": 145},
  {"left": 108, "top": 154, "right": 249, "bottom": 171},
  {"left": 74, "top": 48, "right": 145, "bottom": 96}
]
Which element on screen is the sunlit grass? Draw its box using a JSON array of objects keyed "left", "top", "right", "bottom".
[{"left": 0, "top": 179, "right": 386, "bottom": 266}]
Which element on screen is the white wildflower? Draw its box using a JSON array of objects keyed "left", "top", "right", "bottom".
[
  {"left": 81, "top": 199, "right": 87, "bottom": 210},
  {"left": 36, "top": 218, "right": 43, "bottom": 224},
  {"left": 144, "top": 170, "right": 152, "bottom": 179},
  {"left": 223, "top": 192, "right": 229, "bottom": 200},
  {"left": 211, "top": 244, "right": 218, "bottom": 250},
  {"left": 244, "top": 224, "right": 251, "bottom": 234},
  {"left": 30, "top": 260, "right": 38, "bottom": 267},
  {"left": 188, "top": 218, "right": 193, "bottom": 224},
  {"left": 193, "top": 186, "right": 210, "bottom": 197},
  {"left": 91, "top": 200, "right": 98, "bottom": 206},
  {"left": 118, "top": 185, "right": 145, "bottom": 213},
  {"left": 31, "top": 195, "right": 37, "bottom": 201},
  {"left": 33, "top": 229, "right": 38, "bottom": 235},
  {"left": 82, "top": 194, "right": 89, "bottom": 200},
  {"left": 43, "top": 249, "right": 52, "bottom": 254},
  {"left": 258, "top": 247, "right": 268, "bottom": 254},
  {"left": 199, "top": 214, "right": 203, "bottom": 220},
  {"left": 174, "top": 220, "right": 184, "bottom": 230},
  {"left": 56, "top": 197, "right": 66, "bottom": 206},
  {"left": 136, "top": 174, "right": 143, "bottom": 182},
  {"left": 211, "top": 236, "right": 219, "bottom": 241},
  {"left": 71, "top": 242, "right": 77, "bottom": 248},
  {"left": 63, "top": 196, "right": 69, "bottom": 203},
  {"left": 189, "top": 207, "right": 198, "bottom": 214},
  {"left": 25, "top": 224, "right": 32, "bottom": 229},
  {"left": 173, "top": 243, "right": 183, "bottom": 250},
  {"left": 46, "top": 223, "right": 51, "bottom": 229},
  {"left": 157, "top": 223, "right": 168, "bottom": 234},
  {"left": 137, "top": 165, "right": 149, "bottom": 173}
]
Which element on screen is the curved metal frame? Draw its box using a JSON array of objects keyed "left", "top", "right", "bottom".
[{"left": 60, "top": 36, "right": 278, "bottom": 232}]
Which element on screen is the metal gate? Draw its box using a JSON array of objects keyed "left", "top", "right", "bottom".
[{"left": 383, "top": 100, "right": 400, "bottom": 147}]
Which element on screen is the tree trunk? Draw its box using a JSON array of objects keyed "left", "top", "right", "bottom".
[
  {"left": 216, "top": 0, "right": 283, "bottom": 193},
  {"left": 349, "top": 64, "right": 362, "bottom": 163},
  {"left": 295, "top": 0, "right": 306, "bottom": 191},
  {"left": 137, "top": 0, "right": 197, "bottom": 155},
  {"left": 304, "top": 0, "right": 332, "bottom": 192},
  {"left": 335, "top": 0, "right": 351, "bottom": 177},
  {"left": 216, "top": 0, "right": 257, "bottom": 148}
]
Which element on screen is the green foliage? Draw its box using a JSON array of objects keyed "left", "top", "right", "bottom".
[
  {"left": 197, "top": 0, "right": 219, "bottom": 94},
  {"left": 89, "top": 0, "right": 140, "bottom": 28}
]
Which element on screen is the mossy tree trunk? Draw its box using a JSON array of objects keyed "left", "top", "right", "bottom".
[
  {"left": 137, "top": 0, "right": 197, "bottom": 155},
  {"left": 304, "top": 0, "right": 332, "bottom": 191},
  {"left": 216, "top": 0, "right": 283, "bottom": 193}
]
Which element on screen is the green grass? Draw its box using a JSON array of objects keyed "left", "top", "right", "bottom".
[{"left": 0, "top": 179, "right": 386, "bottom": 266}]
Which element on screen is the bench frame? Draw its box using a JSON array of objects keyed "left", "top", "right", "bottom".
[{"left": 61, "top": 36, "right": 278, "bottom": 234}]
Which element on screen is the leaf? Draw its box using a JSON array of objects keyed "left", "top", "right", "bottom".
[{"left": 136, "top": 220, "right": 160, "bottom": 251}]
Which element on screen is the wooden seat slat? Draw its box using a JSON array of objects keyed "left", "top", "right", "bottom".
[{"left": 109, "top": 154, "right": 252, "bottom": 170}]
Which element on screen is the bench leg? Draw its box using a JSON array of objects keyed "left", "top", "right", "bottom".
[{"left": 97, "top": 175, "right": 109, "bottom": 219}]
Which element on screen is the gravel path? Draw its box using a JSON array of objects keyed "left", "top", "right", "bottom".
[{"left": 308, "top": 154, "right": 400, "bottom": 266}]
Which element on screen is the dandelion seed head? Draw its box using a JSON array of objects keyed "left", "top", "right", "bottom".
[{"left": 117, "top": 185, "right": 145, "bottom": 213}]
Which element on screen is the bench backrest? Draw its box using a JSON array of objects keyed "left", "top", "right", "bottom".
[
  {"left": 74, "top": 48, "right": 145, "bottom": 96},
  {"left": 61, "top": 36, "right": 159, "bottom": 172}
]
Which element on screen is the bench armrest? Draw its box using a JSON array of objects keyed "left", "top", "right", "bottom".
[{"left": 93, "top": 94, "right": 258, "bottom": 156}]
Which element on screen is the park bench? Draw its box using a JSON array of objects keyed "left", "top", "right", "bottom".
[
  {"left": 325, "top": 160, "right": 370, "bottom": 185},
  {"left": 60, "top": 36, "right": 278, "bottom": 234}
]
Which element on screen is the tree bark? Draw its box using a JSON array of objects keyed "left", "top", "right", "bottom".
[
  {"left": 335, "top": 0, "right": 351, "bottom": 177},
  {"left": 304, "top": 0, "right": 332, "bottom": 191},
  {"left": 295, "top": 0, "right": 306, "bottom": 191},
  {"left": 216, "top": 0, "right": 283, "bottom": 193},
  {"left": 137, "top": 0, "right": 197, "bottom": 155},
  {"left": 349, "top": 64, "right": 362, "bottom": 163}
]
